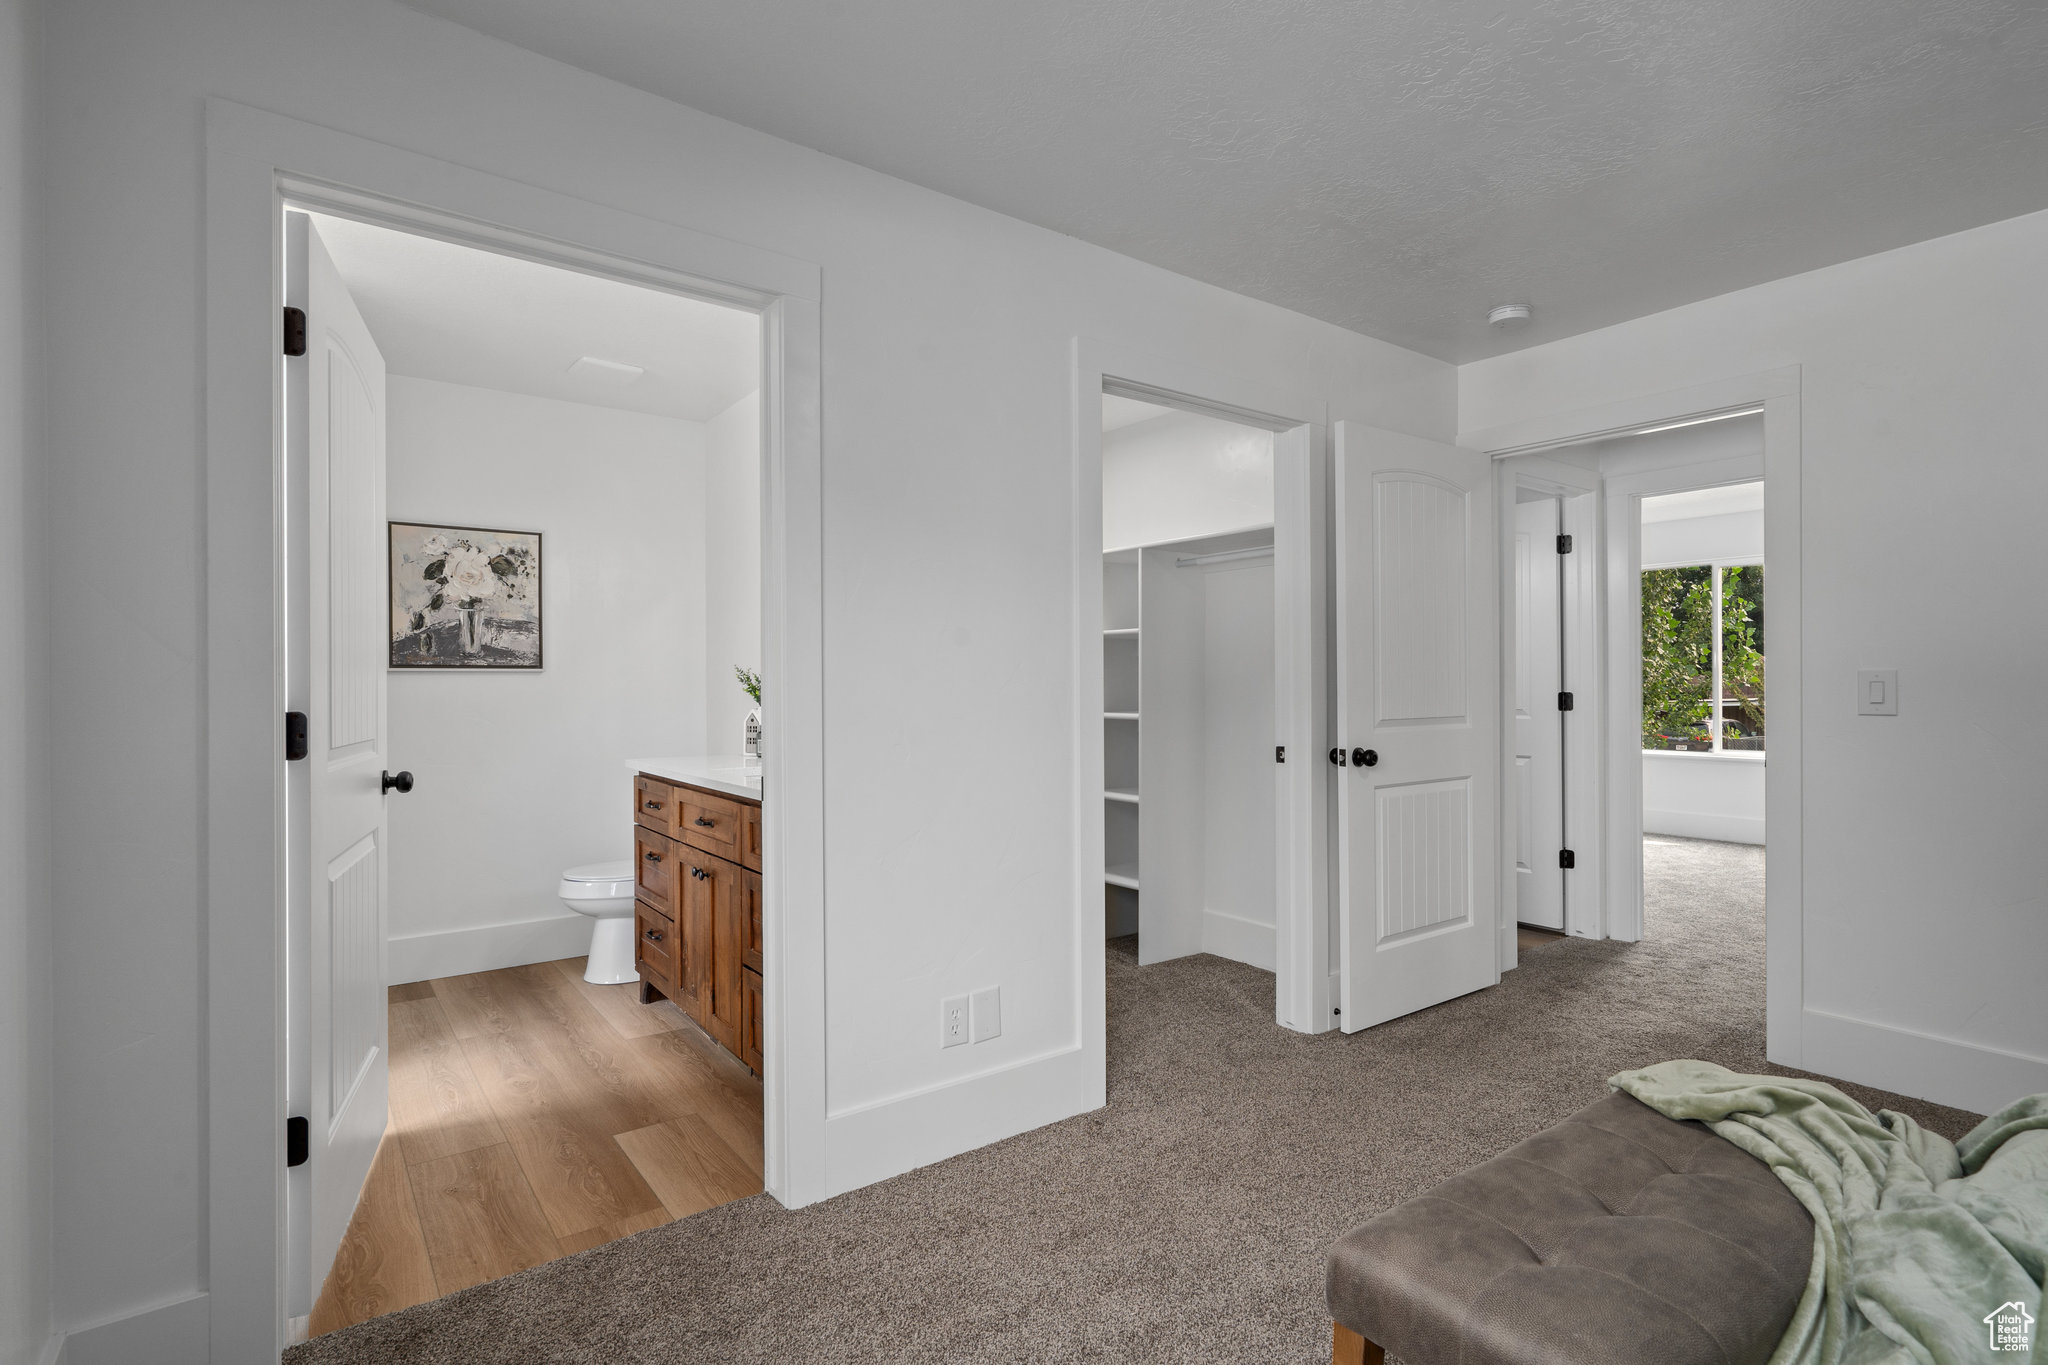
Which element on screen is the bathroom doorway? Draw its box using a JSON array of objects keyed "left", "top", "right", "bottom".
[{"left": 282, "top": 206, "right": 771, "bottom": 1337}]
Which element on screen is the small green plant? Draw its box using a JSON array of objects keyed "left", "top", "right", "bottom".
[{"left": 735, "top": 666, "right": 762, "bottom": 706}]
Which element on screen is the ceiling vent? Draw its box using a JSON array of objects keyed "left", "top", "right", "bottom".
[{"left": 567, "top": 355, "right": 646, "bottom": 385}]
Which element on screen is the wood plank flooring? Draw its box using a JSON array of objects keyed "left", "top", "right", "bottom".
[{"left": 308, "top": 956, "right": 763, "bottom": 1338}]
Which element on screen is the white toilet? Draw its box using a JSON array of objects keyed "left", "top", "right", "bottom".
[{"left": 558, "top": 860, "right": 638, "bottom": 984}]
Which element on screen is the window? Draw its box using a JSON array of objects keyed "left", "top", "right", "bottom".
[{"left": 1642, "top": 562, "right": 1764, "bottom": 753}]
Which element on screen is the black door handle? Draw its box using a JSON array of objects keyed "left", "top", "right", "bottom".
[
  {"left": 1328, "top": 748, "right": 1346, "bottom": 767},
  {"left": 382, "top": 770, "right": 414, "bottom": 794},
  {"left": 1352, "top": 748, "right": 1377, "bottom": 768}
]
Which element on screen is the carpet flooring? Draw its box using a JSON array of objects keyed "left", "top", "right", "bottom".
[{"left": 288, "top": 837, "right": 1982, "bottom": 1365}]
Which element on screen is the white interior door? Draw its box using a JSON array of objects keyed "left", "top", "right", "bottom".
[
  {"left": 1513, "top": 497, "right": 1565, "bottom": 930},
  {"left": 288, "top": 212, "right": 391, "bottom": 1303},
  {"left": 1334, "top": 423, "right": 1499, "bottom": 1030}
]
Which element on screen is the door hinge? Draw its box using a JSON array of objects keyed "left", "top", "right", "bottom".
[
  {"left": 1559, "top": 849, "right": 1576, "bottom": 870},
  {"left": 1558, "top": 691, "right": 1574, "bottom": 711},
  {"left": 284, "top": 711, "right": 308, "bottom": 762},
  {"left": 286, "top": 1115, "right": 309, "bottom": 1168},
  {"left": 1275, "top": 745, "right": 1286, "bottom": 763},
  {"left": 283, "top": 306, "right": 307, "bottom": 357},
  {"left": 1556, "top": 533, "right": 1573, "bottom": 554}
]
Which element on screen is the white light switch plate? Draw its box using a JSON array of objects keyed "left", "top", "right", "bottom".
[
  {"left": 970, "top": 986, "right": 1002, "bottom": 1043},
  {"left": 1857, "top": 669, "right": 1898, "bottom": 716}
]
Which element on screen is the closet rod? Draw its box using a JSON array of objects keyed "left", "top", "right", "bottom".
[{"left": 1175, "top": 544, "right": 1274, "bottom": 568}]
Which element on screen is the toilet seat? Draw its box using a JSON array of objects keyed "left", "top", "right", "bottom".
[{"left": 559, "top": 860, "right": 633, "bottom": 899}]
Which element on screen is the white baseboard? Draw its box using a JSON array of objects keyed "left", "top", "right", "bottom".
[
  {"left": 821, "top": 1043, "right": 1093, "bottom": 1198},
  {"left": 387, "top": 913, "right": 594, "bottom": 985},
  {"left": 1801, "top": 1007, "right": 2048, "bottom": 1117},
  {"left": 1200, "top": 908, "right": 1275, "bottom": 972},
  {"left": 1643, "top": 808, "right": 1764, "bottom": 845},
  {"left": 61, "top": 1292, "right": 208, "bottom": 1365}
]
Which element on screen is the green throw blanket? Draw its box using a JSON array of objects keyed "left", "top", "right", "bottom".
[{"left": 1610, "top": 1061, "right": 2048, "bottom": 1365}]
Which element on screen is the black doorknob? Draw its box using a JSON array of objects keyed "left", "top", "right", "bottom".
[
  {"left": 382, "top": 770, "right": 414, "bottom": 794},
  {"left": 1328, "top": 747, "right": 1346, "bottom": 766},
  {"left": 1352, "top": 748, "right": 1378, "bottom": 768}
]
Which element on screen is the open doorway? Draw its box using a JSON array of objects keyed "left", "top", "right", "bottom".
[
  {"left": 284, "top": 208, "right": 768, "bottom": 1337},
  {"left": 1497, "top": 410, "right": 1770, "bottom": 963},
  {"left": 1099, "top": 394, "right": 1278, "bottom": 971}
]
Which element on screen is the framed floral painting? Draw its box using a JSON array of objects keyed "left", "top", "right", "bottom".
[{"left": 389, "top": 522, "right": 542, "bottom": 669}]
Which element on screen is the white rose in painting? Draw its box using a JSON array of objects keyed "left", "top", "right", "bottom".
[
  {"left": 444, "top": 547, "right": 498, "bottom": 601},
  {"left": 421, "top": 533, "right": 449, "bottom": 556}
]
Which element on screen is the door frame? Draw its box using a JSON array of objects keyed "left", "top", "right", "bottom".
[
  {"left": 1071, "top": 340, "right": 1331, "bottom": 1051},
  {"left": 1463, "top": 366, "right": 1803, "bottom": 1068},
  {"left": 204, "top": 99, "right": 827, "bottom": 1360},
  {"left": 1494, "top": 456, "right": 1602, "bottom": 969}
]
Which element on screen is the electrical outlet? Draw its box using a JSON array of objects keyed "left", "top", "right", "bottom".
[
  {"left": 940, "top": 994, "right": 969, "bottom": 1049},
  {"left": 970, "top": 986, "right": 1002, "bottom": 1043}
]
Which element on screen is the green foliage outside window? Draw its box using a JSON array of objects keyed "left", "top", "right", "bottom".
[{"left": 1641, "top": 564, "right": 1764, "bottom": 751}]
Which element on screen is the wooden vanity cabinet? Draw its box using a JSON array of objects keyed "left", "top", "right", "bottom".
[{"left": 633, "top": 771, "right": 764, "bottom": 1075}]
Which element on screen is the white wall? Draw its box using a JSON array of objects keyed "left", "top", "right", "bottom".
[
  {"left": 0, "top": 2, "right": 52, "bottom": 1363},
  {"left": 383, "top": 376, "right": 707, "bottom": 982},
  {"left": 1643, "top": 755, "right": 1765, "bottom": 846},
  {"left": 1641, "top": 503, "right": 1766, "bottom": 845},
  {"left": 1103, "top": 409, "right": 1274, "bottom": 550},
  {"left": 703, "top": 388, "right": 761, "bottom": 756},
  {"left": 1462, "top": 207, "right": 2048, "bottom": 1115},
  {"left": 1199, "top": 562, "right": 1276, "bottom": 968},
  {"left": 36, "top": 0, "right": 1453, "bottom": 1340}
]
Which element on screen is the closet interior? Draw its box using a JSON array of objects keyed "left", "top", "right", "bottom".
[{"left": 1100, "top": 393, "right": 1278, "bottom": 972}]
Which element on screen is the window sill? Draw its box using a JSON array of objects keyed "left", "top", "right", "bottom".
[{"left": 1642, "top": 749, "right": 1766, "bottom": 763}]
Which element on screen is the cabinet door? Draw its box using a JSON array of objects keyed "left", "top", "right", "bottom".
[
  {"left": 705, "top": 857, "right": 741, "bottom": 1052},
  {"left": 675, "top": 853, "right": 712, "bottom": 1028},
  {"left": 739, "top": 967, "right": 764, "bottom": 1074}
]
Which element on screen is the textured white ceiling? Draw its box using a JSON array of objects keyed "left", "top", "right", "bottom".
[
  {"left": 401, "top": 0, "right": 2048, "bottom": 362},
  {"left": 309, "top": 213, "right": 759, "bottom": 422}
]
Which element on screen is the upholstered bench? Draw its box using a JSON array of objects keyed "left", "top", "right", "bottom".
[{"left": 1324, "top": 1090, "right": 1814, "bottom": 1365}]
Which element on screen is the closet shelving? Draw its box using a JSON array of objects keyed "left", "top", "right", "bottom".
[{"left": 1100, "top": 529, "right": 1273, "bottom": 957}]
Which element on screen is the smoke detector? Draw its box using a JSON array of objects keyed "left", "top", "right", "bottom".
[{"left": 1488, "top": 303, "right": 1533, "bottom": 331}]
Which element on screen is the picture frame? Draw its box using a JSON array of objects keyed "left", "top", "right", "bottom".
[{"left": 388, "top": 521, "right": 544, "bottom": 669}]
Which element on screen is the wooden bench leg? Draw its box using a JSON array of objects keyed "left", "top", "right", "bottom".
[{"left": 1333, "top": 1321, "right": 1384, "bottom": 1365}]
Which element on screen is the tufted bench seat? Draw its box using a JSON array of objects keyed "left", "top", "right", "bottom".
[{"left": 1324, "top": 1090, "right": 1814, "bottom": 1365}]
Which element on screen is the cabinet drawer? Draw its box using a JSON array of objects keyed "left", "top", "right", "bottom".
[
  {"left": 739, "top": 967, "right": 763, "bottom": 1074},
  {"left": 675, "top": 789, "right": 742, "bottom": 859},
  {"left": 634, "top": 775, "right": 675, "bottom": 833},
  {"left": 635, "top": 900, "right": 678, "bottom": 992},
  {"left": 634, "top": 824, "right": 675, "bottom": 913},
  {"left": 739, "top": 867, "right": 763, "bottom": 974},
  {"left": 738, "top": 801, "right": 762, "bottom": 872}
]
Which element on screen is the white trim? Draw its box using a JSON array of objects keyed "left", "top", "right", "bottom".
[
  {"left": 60, "top": 1293, "right": 210, "bottom": 1365},
  {"left": 1467, "top": 367, "right": 1802, "bottom": 1062},
  {"left": 1073, "top": 339, "right": 1330, "bottom": 1037},
  {"left": 1801, "top": 1008, "right": 2048, "bottom": 1117},
  {"left": 1200, "top": 908, "right": 1277, "bottom": 971},
  {"left": 204, "top": 99, "right": 827, "bottom": 1360},
  {"left": 385, "top": 915, "right": 595, "bottom": 985}
]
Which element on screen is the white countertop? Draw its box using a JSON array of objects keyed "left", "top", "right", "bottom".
[{"left": 628, "top": 755, "right": 763, "bottom": 802}]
